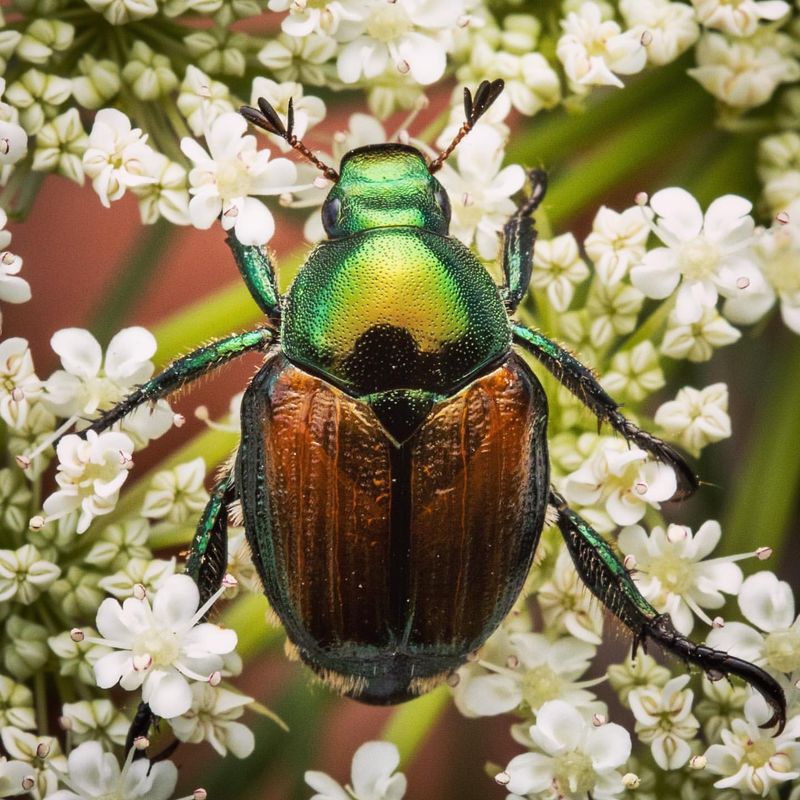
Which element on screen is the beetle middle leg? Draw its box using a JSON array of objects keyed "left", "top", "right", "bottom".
[
  {"left": 549, "top": 490, "right": 787, "bottom": 734},
  {"left": 501, "top": 169, "right": 548, "bottom": 312},
  {"left": 513, "top": 323, "right": 698, "bottom": 499}
]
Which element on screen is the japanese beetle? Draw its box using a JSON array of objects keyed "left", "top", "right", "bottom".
[{"left": 80, "top": 81, "right": 786, "bottom": 739}]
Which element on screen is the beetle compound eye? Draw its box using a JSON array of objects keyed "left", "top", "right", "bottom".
[
  {"left": 434, "top": 186, "right": 451, "bottom": 224},
  {"left": 322, "top": 196, "right": 342, "bottom": 235}
]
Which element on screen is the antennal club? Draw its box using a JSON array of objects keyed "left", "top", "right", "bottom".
[
  {"left": 240, "top": 97, "right": 339, "bottom": 183},
  {"left": 428, "top": 79, "right": 505, "bottom": 175}
]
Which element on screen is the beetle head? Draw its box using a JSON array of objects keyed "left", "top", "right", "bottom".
[{"left": 321, "top": 143, "right": 451, "bottom": 237}]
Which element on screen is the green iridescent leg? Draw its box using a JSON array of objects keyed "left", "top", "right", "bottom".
[
  {"left": 551, "top": 490, "right": 786, "bottom": 733},
  {"left": 227, "top": 233, "right": 281, "bottom": 322},
  {"left": 187, "top": 469, "right": 235, "bottom": 607},
  {"left": 513, "top": 323, "right": 698, "bottom": 499},
  {"left": 74, "top": 328, "right": 274, "bottom": 439},
  {"left": 501, "top": 169, "right": 547, "bottom": 312}
]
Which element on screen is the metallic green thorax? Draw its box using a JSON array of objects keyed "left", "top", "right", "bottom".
[{"left": 281, "top": 144, "right": 511, "bottom": 414}]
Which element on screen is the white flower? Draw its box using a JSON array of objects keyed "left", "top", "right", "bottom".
[
  {"left": 601, "top": 341, "right": 664, "bottom": 403},
  {"left": 454, "top": 633, "right": 603, "bottom": 718},
  {"left": 629, "top": 675, "right": 699, "bottom": 769},
  {"left": 607, "top": 652, "right": 671, "bottom": 708},
  {"left": 269, "top": 0, "right": 351, "bottom": 37},
  {"left": 585, "top": 282, "right": 644, "bottom": 348},
  {"left": 562, "top": 437, "right": 677, "bottom": 530},
  {"left": 707, "top": 571, "right": 800, "bottom": 675},
  {"left": 0, "top": 337, "right": 41, "bottom": 429},
  {"left": 437, "top": 125, "right": 525, "bottom": 260},
  {"left": 0, "top": 756, "right": 31, "bottom": 798},
  {"left": 335, "top": 0, "right": 465, "bottom": 86},
  {"left": 177, "top": 66, "right": 235, "bottom": 138},
  {"left": 98, "top": 557, "right": 176, "bottom": 599},
  {"left": 584, "top": 204, "right": 650, "bottom": 286},
  {"left": 0, "top": 544, "right": 60, "bottom": 603},
  {"left": 90, "top": 573, "right": 237, "bottom": 718},
  {"left": 82, "top": 108, "right": 156, "bottom": 207},
  {"left": 531, "top": 233, "right": 590, "bottom": 312},
  {"left": 691, "top": 0, "right": 790, "bottom": 37},
  {"left": 619, "top": 0, "right": 699, "bottom": 66},
  {"left": 688, "top": 31, "right": 800, "bottom": 109},
  {"left": 618, "top": 520, "right": 744, "bottom": 634},
  {"left": 705, "top": 695, "right": 800, "bottom": 795},
  {"left": 82, "top": 0, "right": 157, "bottom": 24},
  {"left": 169, "top": 682, "right": 255, "bottom": 758},
  {"left": 132, "top": 151, "right": 190, "bottom": 226},
  {"left": 181, "top": 112, "right": 297, "bottom": 246},
  {"left": 46, "top": 741, "right": 177, "bottom": 800},
  {"left": 31, "top": 108, "right": 88, "bottom": 184},
  {"left": 654, "top": 383, "right": 731, "bottom": 456},
  {"left": 630, "top": 187, "right": 758, "bottom": 325},
  {"left": 60, "top": 699, "right": 129, "bottom": 747},
  {"left": 305, "top": 740, "right": 407, "bottom": 800},
  {"left": 0, "top": 210, "right": 31, "bottom": 320},
  {"left": 660, "top": 305, "right": 741, "bottom": 362},
  {"left": 41, "top": 430, "right": 134, "bottom": 534},
  {"left": 537, "top": 548, "right": 604, "bottom": 645},
  {"left": 42, "top": 327, "right": 158, "bottom": 418},
  {"left": 725, "top": 221, "right": 800, "bottom": 334},
  {"left": 258, "top": 32, "right": 339, "bottom": 86},
  {"left": 556, "top": 2, "right": 647, "bottom": 91},
  {"left": 501, "top": 700, "right": 631, "bottom": 799},
  {"left": 48, "top": 627, "right": 112, "bottom": 686},
  {"left": 141, "top": 457, "right": 209, "bottom": 525},
  {"left": 1, "top": 727, "right": 66, "bottom": 800},
  {"left": 0, "top": 79, "right": 29, "bottom": 170}
]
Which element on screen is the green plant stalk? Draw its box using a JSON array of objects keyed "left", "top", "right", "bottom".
[
  {"left": 380, "top": 686, "right": 450, "bottom": 767},
  {"left": 90, "top": 218, "right": 176, "bottom": 346},
  {"left": 721, "top": 333, "right": 800, "bottom": 560}
]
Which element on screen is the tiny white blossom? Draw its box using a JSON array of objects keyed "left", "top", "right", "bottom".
[
  {"left": 0, "top": 727, "right": 66, "bottom": 800},
  {"left": 660, "top": 305, "right": 741, "bottom": 362},
  {"left": 82, "top": 0, "right": 157, "bottom": 24},
  {"left": 0, "top": 210, "right": 31, "bottom": 321},
  {"left": 181, "top": 112, "right": 297, "bottom": 246},
  {"left": 437, "top": 125, "right": 525, "bottom": 261},
  {"left": 0, "top": 337, "right": 41, "bottom": 429},
  {"left": 688, "top": 31, "right": 800, "bottom": 109},
  {"left": 141, "top": 457, "right": 209, "bottom": 525},
  {"left": 557, "top": 1, "right": 647, "bottom": 91},
  {"left": 41, "top": 430, "right": 134, "bottom": 534},
  {"left": 655, "top": 383, "right": 731, "bottom": 456},
  {"left": 0, "top": 675, "right": 34, "bottom": 730},
  {"left": 60, "top": 699, "right": 129, "bottom": 747},
  {"left": 0, "top": 79, "right": 29, "bottom": 171},
  {"left": 91, "top": 573, "right": 237, "bottom": 718},
  {"left": 132, "top": 150, "right": 190, "bottom": 226},
  {"left": 305, "top": 740, "right": 407, "bottom": 800},
  {"left": 584, "top": 204, "right": 650, "bottom": 286},
  {"left": 97, "top": 557, "right": 176, "bottom": 599},
  {"left": 618, "top": 520, "right": 744, "bottom": 634},
  {"left": 531, "top": 233, "right": 590, "bottom": 312},
  {"left": 629, "top": 675, "right": 699, "bottom": 769},
  {"left": 691, "top": 0, "right": 791, "bottom": 37},
  {"left": 0, "top": 755, "right": 31, "bottom": 798},
  {"left": 630, "top": 187, "right": 758, "bottom": 325},
  {"left": 705, "top": 695, "right": 800, "bottom": 795},
  {"left": 562, "top": 437, "right": 677, "bottom": 530},
  {"left": 268, "top": 0, "right": 351, "bottom": 37},
  {"left": 455, "top": 633, "right": 602, "bottom": 718},
  {"left": 46, "top": 741, "right": 177, "bottom": 800},
  {"left": 502, "top": 699, "right": 632, "bottom": 799},
  {"left": 601, "top": 341, "right": 664, "bottom": 403},
  {"left": 82, "top": 108, "right": 156, "bottom": 207},
  {"left": 335, "top": 0, "right": 466, "bottom": 86},
  {"left": 585, "top": 282, "right": 645, "bottom": 348},
  {"left": 169, "top": 682, "right": 255, "bottom": 758},
  {"left": 177, "top": 66, "right": 235, "bottom": 138},
  {"left": 619, "top": 0, "right": 699, "bottom": 66},
  {"left": 708, "top": 571, "right": 800, "bottom": 675},
  {"left": 0, "top": 544, "right": 60, "bottom": 603}
]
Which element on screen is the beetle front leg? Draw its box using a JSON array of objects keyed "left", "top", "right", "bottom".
[
  {"left": 550, "top": 490, "right": 787, "bottom": 734},
  {"left": 501, "top": 169, "right": 547, "bottom": 312},
  {"left": 68, "top": 328, "right": 275, "bottom": 441},
  {"left": 227, "top": 232, "right": 282, "bottom": 323},
  {"left": 186, "top": 468, "right": 236, "bottom": 608},
  {"left": 513, "top": 323, "right": 698, "bottom": 499}
]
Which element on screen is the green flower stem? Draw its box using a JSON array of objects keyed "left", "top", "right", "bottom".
[
  {"left": 148, "top": 524, "right": 195, "bottom": 550},
  {"left": 89, "top": 217, "right": 176, "bottom": 347},
  {"left": 721, "top": 332, "right": 800, "bottom": 560},
  {"left": 34, "top": 671, "right": 48, "bottom": 735},
  {"left": 380, "top": 686, "right": 449, "bottom": 767}
]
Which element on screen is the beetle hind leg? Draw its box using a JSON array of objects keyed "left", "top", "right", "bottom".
[{"left": 550, "top": 490, "right": 787, "bottom": 735}]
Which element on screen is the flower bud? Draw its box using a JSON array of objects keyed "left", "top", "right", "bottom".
[
  {"left": 72, "top": 56, "right": 121, "bottom": 110},
  {"left": 16, "top": 20, "right": 74, "bottom": 65},
  {"left": 122, "top": 41, "right": 178, "bottom": 101}
]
